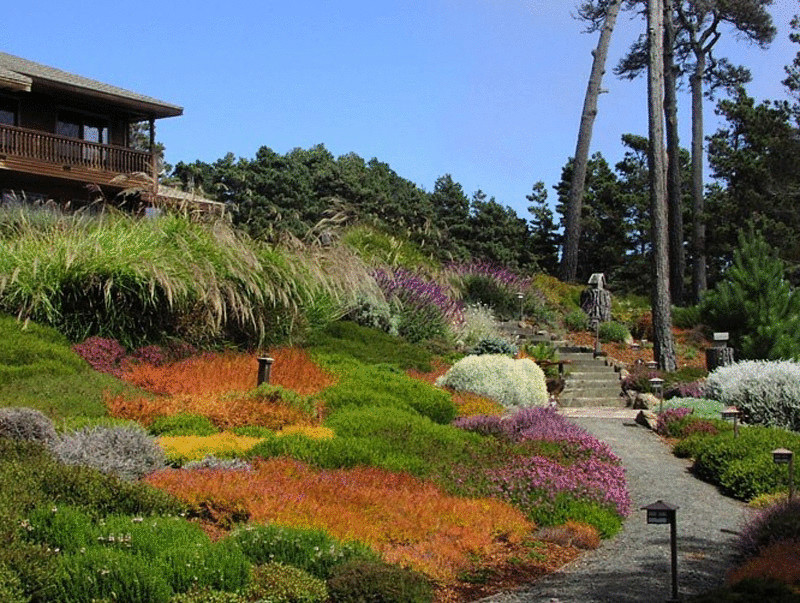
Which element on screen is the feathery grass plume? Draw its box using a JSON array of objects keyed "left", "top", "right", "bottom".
[{"left": 0, "top": 207, "right": 373, "bottom": 347}]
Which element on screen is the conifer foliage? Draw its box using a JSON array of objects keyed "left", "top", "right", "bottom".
[{"left": 700, "top": 230, "right": 800, "bottom": 360}]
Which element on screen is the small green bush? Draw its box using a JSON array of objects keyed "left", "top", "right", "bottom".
[
  {"left": 244, "top": 562, "right": 327, "bottom": 603},
  {"left": 435, "top": 354, "right": 548, "bottom": 408},
  {"left": 0, "top": 564, "right": 26, "bottom": 603},
  {"left": 598, "top": 321, "right": 630, "bottom": 344},
  {"left": 50, "top": 547, "right": 172, "bottom": 603},
  {"left": 692, "top": 427, "right": 800, "bottom": 500},
  {"left": 705, "top": 360, "right": 800, "bottom": 431},
  {"left": 50, "top": 425, "right": 165, "bottom": 481},
  {"left": 460, "top": 274, "right": 519, "bottom": 321},
  {"left": 564, "top": 309, "right": 589, "bottom": 332},
  {"left": 247, "top": 434, "right": 379, "bottom": 470},
  {"left": 321, "top": 359, "right": 457, "bottom": 424},
  {"left": 0, "top": 407, "right": 57, "bottom": 444},
  {"left": 468, "top": 337, "right": 518, "bottom": 357},
  {"left": 326, "top": 560, "right": 434, "bottom": 603},
  {"left": 149, "top": 413, "right": 219, "bottom": 437},
  {"left": 395, "top": 302, "right": 449, "bottom": 344},
  {"left": 231, "top": 524, "right": 379, "bottom": 580},
  {"left": 170, "top": 587, "right": 246, "bottom": 603},
  {"left": 310, "top": 321, "right": 434, "bottom": 372},
  {"left": 527, "top": 494, "right": 623, "bottom": 539}
]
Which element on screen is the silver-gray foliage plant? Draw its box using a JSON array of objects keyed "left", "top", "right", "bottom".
[
  {"left": 435, "top": 354, "right": 548, "bottom": 408},
  {"left": 51, "top": 424, "right": 165, "bottom": 481},
  {"left": 0, "top": 407, "right": 57, "bottom": 444},
  {"left": 706, "top": 360, "right": 800, "bottom": 431}
]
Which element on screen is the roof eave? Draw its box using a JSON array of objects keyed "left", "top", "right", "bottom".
[{"left": 37, "top": 80, "right": 183, "bottom": 119}]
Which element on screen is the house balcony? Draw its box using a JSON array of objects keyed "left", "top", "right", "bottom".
[{"left": 0, "top": 123, "right": 154, "bottom": 188}]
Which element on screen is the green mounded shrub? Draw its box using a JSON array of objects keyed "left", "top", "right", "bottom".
[
  {"left": 159, "top": 539, "right": 251, "bottom": 595},
  {"left": 0, "top": 407, "right": 57, "bottom": 444},
  {"left": 324, "top": 405, "right": 486, "bottom": 477},
  {"left": 49, "top": 547, "right": 173, "bottom": 603},
  {"left": 598, "top": 321, "right": 631, "bottom": 344},
  {"left": 149, "top": 413, "right": 219, "bottom": 437},
  {"left": 460, "top": 274, "right": 519, "bottom": 320},
  {"left": 169, "top": 587, "right": 246, "bottom": 603},
  {"left": 435, "top": 354, "right": 548, "bottom": 409},
  {"left": 564, "top": 309, "right": 589, "bottom": 332},
  {"left": 244, "top": 563, "right": 327, "bottom": 603},
  {"left": 231, "top": 524, "right": 379, "bottom": 580},
  {"left": 395, "top": 301, "right": 449, "bottom": 344},
  {"left": 468, "top": 336, "right": 518, "bottom": 357},
  {"left": 692, "top": 427, "right": 800, "bottom": 500},
  {"left": 247, "top": 434, "right": 379, "bottom": 470},
  {"left": 50, "top": 425, "right": 165, "bottom": 481},
  {"left": 326, "top": 560, "right": 434, "bottom": 603},
  {"left": 705, "top": 360, "right": 800, "bottom": 431},
  {"left": 0, "top": 563, "right": 26, "bottom": 603},
  {"left": 310, "top": 321, "right": 434, "bottom": 372},
  {"left": 672, "top": 304, "right": 702, "bottom": 329},
  {"left": 320, "top": 359, "right": 457, "bottom": 424}
]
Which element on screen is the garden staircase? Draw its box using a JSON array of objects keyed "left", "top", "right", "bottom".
[{"left": 497, "top": 321, "right": 625, "bottom": 407}]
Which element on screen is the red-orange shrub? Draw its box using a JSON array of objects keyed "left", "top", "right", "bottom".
[
  {"left": 107, "top": 393, "right": 312, "bottom": 430},
  {"left": 119, "top": 349, "right": 336, "bottom": 398},
  {"left": 146, "top": 458, "right": 533, "bottom": 582},
  {"left": 727, "top": 540, "right": 800, "bottom": 587}
]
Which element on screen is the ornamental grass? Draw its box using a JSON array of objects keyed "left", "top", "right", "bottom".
[{"left": 146, "top": 457, "right": 533, "bottom": 582}]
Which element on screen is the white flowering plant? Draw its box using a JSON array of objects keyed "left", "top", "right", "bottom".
[{"left": 435, "top": 354, "right": 548, "bottom": 409}]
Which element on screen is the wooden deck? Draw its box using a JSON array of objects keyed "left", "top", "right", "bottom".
[{"left": 0, "top": 123, "right": 153, "bottom": 186}]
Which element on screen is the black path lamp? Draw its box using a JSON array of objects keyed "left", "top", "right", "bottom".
[
  {"left": 257, "top": 356, "right": 274, "bottom": 386},
  {"left": 721, "top": 406, "right": 742, "bottom": 438},
  {"left": 649, "top": 377, "right": 665, "bottom": 414},
  {"left": 772, "top": 448, "right": 795, "bottom": 501},
  {"left": 642, "top": 500, "right": 680, "bottom": 602},
  {"left": 517, "top": 292, "right": 524, "bottom": 322}
]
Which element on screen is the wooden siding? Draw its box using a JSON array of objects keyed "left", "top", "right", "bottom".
[{"left": 0, "top": 123, "right": 152, "bottom": 186}]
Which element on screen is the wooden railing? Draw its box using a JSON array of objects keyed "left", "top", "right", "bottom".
[{"left": 0, "top": 123, "right": 152, "bottom": 176}]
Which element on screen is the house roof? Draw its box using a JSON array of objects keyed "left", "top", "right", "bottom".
[{"left": 0, "top": 52, "right": 183, "bottom": 119}]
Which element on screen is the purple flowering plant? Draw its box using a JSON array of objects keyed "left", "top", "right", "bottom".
[
  {"left": 454, "top": 407, "right": 631, "bottom": 519},
  {"left": 373, "top": 268, "right": 464, "bottom": 323}
]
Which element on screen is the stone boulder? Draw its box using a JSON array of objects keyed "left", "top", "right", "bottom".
[{"left": 635, "top": 410, "right": 658, "bottom": 431}]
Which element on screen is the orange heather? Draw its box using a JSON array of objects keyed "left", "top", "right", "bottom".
[{"left": 146, "top": 457, "right": 533, "bottom": 582}]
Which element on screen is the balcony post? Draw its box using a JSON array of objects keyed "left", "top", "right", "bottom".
[{"left": 149, "top": 117, "right": 157, "bottom": 199}]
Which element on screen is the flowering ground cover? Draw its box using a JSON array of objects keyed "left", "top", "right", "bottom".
[{"left": 146, "top": 458, "right": 534, "bottom": 583}]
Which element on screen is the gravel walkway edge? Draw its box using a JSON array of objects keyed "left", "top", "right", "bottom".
[{"left": 477, "top": 416, "right": 754, "bottom": 603}]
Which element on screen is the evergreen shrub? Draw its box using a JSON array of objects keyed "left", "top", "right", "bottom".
[
  {"left": 0, "top": 407, "right": 57, "bottom": 444},
  {"left": 598, "top": 321, "right": 630, "bottom": 343},
  {"left": 706, "top": 360, "right": 800, "bottom": 431},
  {"left": 244, "top": 563, "right": 328, "bottom": 603},
  {"left": 149, "top": 413, "right": 219, "bottom": 437},
  {"left": 700, "top": 230, "right": 800, "bottom": 360},
  {"left": 326, "top": 560, "right": 434, "bottom": 603},
  {"left": 50, "top": 425, "right": 165, "bottom": 481},
  {"left": 231, "top": 523, "right": 378, "bottom": 580},
  {"left": 564, "top": 309, "right": 589, "bottom": 332},
  {"left": 436, "top": 354, "right": 548, "bottom": 408},
  {"left": 469, "top": 336, "right": 518, "bottom": 357}
]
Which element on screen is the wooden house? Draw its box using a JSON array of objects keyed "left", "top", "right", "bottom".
[{"left": 0, "top": 52, "right": 222, "bottom": 215}]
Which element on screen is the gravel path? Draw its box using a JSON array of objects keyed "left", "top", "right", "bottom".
[{"left": 478, "top": 415, "right": 754, "bottom": 603}]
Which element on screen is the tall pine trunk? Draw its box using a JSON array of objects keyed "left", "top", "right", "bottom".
[
  {"left": 664, "top": 0, "right": 685, "bottom": 306},
  {"left": 647, "top": 0, "right": 677, "bottom": 371},
  {"left": 560, "top": 0, "right": 624, "bottom": 283},
  {"left": 690, "top": 53, "right": 707, "bottom": 300}
]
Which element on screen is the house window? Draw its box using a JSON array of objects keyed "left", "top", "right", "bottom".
[
  {"left": 56, "top": 112, "right": 109, "bottom": 144},
  {"left": 0, "top": 98, "right": 16, "bottom": 126}
]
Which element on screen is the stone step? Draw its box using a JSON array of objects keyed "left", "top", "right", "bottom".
[
  {"left": 558, "top": 396, "right": 627, "bottom": 408},
  {"left": 564, "top": 377, "right": 621, "bottom": 388}
]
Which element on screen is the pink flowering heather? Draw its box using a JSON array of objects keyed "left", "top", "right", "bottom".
[
  {"left": 72, "top": 336, "right": 127, "bottom": 376},
  {"left": 656, "top": 407, "right": 693, "bottom": 435},
  {"left": 454, "top": 407, "right": 631, "bottom": 517},
  {"left": 486, "top": 454, "right": 631, "bottom": 517}
]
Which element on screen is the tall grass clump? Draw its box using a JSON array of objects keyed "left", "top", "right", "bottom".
[{"left": 0, "top": 208, "right": 376, "bottom": 347}]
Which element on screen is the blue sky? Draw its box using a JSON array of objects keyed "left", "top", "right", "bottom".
[{"left": 3, "top": 1, "right": 797, "bottom": 219}]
